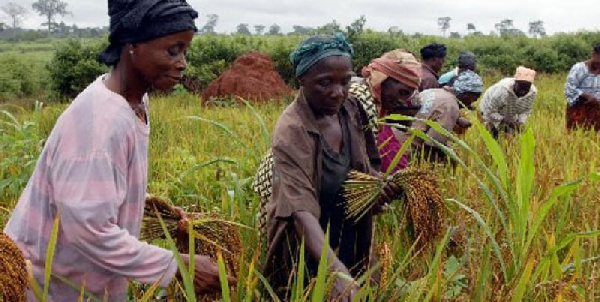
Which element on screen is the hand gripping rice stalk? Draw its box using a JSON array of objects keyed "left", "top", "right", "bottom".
[
  {"left": 343, "top": 168, "right": 445, "bottom": 245},
  {"left": 0, "top": 233, "right": 27, "bottom": 302},
  {"left": 141, "top": 196, "right": 242, "bottom": 301}
]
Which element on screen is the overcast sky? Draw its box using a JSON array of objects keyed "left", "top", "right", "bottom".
[{"left": 1, "top": 0, "right": 598, "bottom": 35}]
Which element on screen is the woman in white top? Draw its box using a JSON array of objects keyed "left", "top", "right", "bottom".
[{"left": 565, "top": 43, "right": 600, "bottom": 131}]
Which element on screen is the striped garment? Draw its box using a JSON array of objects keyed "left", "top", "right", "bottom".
[
  {"left": 479, "top": 78, "right": 538, "bottom": 128},
  {"left": 565, "top": 62, "right": 600, "bottom": 106},
  {"left": 4, "top": 75, "right": 177, "bottom": 301}
]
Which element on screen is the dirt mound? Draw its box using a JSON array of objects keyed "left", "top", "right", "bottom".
[{"left": 202, "top": 51, "right": 293, "bottom": 104}]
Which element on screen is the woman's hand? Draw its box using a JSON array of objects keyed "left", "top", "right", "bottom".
[
  {"left": 179, "top": 254, "right": 237, "bottom": 293},
  {"left": 372, "top": 178, "right": 403, "bottom": 215},
  {"left": 173, "top": 206, "right": 190, "bottom": 233},
  {"left": 330, "top": 276, "right": 358, "bottom": 302}
]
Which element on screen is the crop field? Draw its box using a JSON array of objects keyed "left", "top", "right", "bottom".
[{"left": 1, "top": 37, "right": 600, "bottom": 300}]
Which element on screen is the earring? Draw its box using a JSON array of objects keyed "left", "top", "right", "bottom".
[{"left": 129, "top": 50, "right": 134, "bottom": 55}]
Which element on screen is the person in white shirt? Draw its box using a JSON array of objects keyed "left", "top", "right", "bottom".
[{"left": 479, "top": 66, "right": 538, "bottom": 138}]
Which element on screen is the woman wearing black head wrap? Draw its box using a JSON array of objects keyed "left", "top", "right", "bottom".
[
  {"left": 3, "top": 0, "right": 234, "bottom": 300},
  {"left": 419, "top": 42, "right": 447, "bottom": 91}
]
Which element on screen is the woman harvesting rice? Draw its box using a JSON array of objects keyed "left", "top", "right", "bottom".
[
  {"left": 349, "top": 49, "right": 422, "bottom": 173},
  {"left": 405, "top": 70, "right": 483, "bottom": 163},
  {"left": 565, "top": 43, "right": 600, "bottom": 131},
  {"left": 3, "top": 0, "right": 233, "bottom": 300},
  {"left": 263, "top": 34, "right": 403, "bottom": 300}
]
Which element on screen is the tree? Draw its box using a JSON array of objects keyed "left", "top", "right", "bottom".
[
  {"left": 528, "top": 20, "right": 546, "bottom": 38},
  {"left": 388, "top": 26, "right": 404, "bottom": 37},
  {"left": 495, "top": 19, "right": 515, "bottom": 36},
  {"left": 31, "top": 0, "right": 70, "bottom": 33},
  {"left": 437, "top": 17, "right": 451, "bottom": 37},
  {"left": 199, "top": 14, "right": 218, "bottom": 34},
  {"left": 1, "top": 2, "right": 27, "bottom": 32},
  {"left": 467, "top": 23, "right": 476, "bottom": 35},
  {"left": 449, "top": 32, "right": 461, "bottom": 39},
  {"left": 266, "top": 24, "right": 281, "bottom": 35},
  {"left": 317, "top": 19, "right": 341, "bottom": 35},
  {"left": 254, "top": 24, "right": 265, "bottom": 35},
  {"left": 346, "top": 15, "right": 366, "bottom": 38},
  {"left": 235, "top": 23, "right": 251, "bottom": 35},
  {"left": 291, "top": 25, "right": 313, "bottom": 35}
]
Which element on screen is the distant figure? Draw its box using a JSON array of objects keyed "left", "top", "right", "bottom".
[
  {"left": 479, "top": 66, "right": 538, "bottom": 138},
  {"left": 419, "top": 43, "right": 447, "bottom": 91},
  {"left": 439, "top": 52, "right": 477, "bottom": 87},
  {"left": 407, "top": 70, "right": 483, "bottom": 163},
  {"left": 565, "top": 43, "right": 600, "bottom": 131}
]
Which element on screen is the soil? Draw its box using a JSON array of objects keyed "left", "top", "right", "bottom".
[{"left": 202, "top": 51, "right": 293, "bottom": 104}]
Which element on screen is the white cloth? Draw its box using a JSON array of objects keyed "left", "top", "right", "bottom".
[
  {"left": 564, "top": 62, "right": 600, "bottom": 106},
  {"left": 479, "top": 78, "right": 537, "bottom": 128}
]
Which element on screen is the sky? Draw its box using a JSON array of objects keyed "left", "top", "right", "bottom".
[{"left": 0, "top": 0, "right": 598, "bottom": 36}]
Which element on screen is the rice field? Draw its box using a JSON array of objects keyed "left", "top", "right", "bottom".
[{"left": 1, "top": 73, "right": 600, "bottom": 300}]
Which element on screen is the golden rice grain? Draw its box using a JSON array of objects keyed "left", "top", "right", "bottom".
[{"left": 0, "top": 233, "right": 27, "bottom": 302}]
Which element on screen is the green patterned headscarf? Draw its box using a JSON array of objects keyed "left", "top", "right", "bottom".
[{"left": 290, "top": 33, "right": 353, "bottom": 77}]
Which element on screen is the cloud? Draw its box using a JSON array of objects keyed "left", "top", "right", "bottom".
[{"left": 0, "top": 0, "right": 597, "bottom": 35}]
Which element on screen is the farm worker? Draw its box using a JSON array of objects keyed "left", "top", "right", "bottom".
[
  {"left": 263, "top": 33, "right": 403, "bottom": 301},
  {"left": 564, "top": 43, "right": 600, "bottom": 131},
  {"left": 479, "top": 66, "right": 538, "bottom": 138},
  {"left": 438, "top": 51, "right": 477, "bottom": 87},
  {"left": 350, "top": 49, "right": 423, "bottom": 173},
  {"left": 419, "top": 42, "right": 447, "bottom": 91},
  {"left": 405, "top": 70, "right": 483, "bottom": 163},
  {"left": 3, "top": 0, "right": 234, "bottom": 300}
]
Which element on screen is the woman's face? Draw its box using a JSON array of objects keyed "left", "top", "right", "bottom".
[
  {"left": 380, "top": 78, "right": 417, "bottom": 112},
  {"left": 130, "top": 30, "right": 195, "bottom": 90},
  {"left": 589, "top": 53, "right": 600, "bottom": 73},
  {"left": 299, "top": 56, "right": 352, "bottom": 117}
]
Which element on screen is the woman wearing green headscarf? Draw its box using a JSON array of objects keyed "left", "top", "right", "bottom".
[{"left": 262, "top": 34, "right": 402, "bottom": 301}]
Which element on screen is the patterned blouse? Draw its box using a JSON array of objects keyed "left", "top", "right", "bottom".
[{"left": 565, "top": 62, "right": 600, "bottom": 106}]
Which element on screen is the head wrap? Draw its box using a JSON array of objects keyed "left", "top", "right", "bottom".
[
  {"left": 361, "top": 49, "right": 422, "bottom": 106},
  {"left": 99, "top": 0, "right": 199, "bottom": 66},
  {"left": 453, "top": 70, "right": 484, "bottom": 95},
  {"left": 289, "top": 33, "right": 353, "bottom": 77},
  {"left": 420, "top": 43, "right": 447, "bottom": 61},
  {"left": 514, "top": 66, "right": 536, "bottom": 83},
  {"left": 458, "top": 52, "right": 477, "bottom": 68}
]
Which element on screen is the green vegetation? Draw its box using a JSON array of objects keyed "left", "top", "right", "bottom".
[
  {"left": 3, "top": 31, "right": 600, "bottom": 101},
  {"left": 1, "top": 73, "right": 599, "bottom": 300}
]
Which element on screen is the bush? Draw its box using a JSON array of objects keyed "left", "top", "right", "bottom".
[
  {"left": 0, "top": 55, "right": 42, "bottom": 100},
  {"left": 46, "top": 39, "right": 108, "bottom": 100}
]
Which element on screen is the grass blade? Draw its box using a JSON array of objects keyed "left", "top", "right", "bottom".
[
  {"left": 43, "top": 213, "right": 61, "bottom": 300},
  {"left": 218, "top": 252, "right": 232, "bottom": 302}
]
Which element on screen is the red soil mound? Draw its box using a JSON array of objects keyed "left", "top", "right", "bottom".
[{"left": 202, "top": 51, "right": 292, "bottom": 104}]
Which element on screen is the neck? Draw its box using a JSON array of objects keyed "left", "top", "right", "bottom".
[
  {"left": 424, "top": 61, "right": 438, "bottom": 73},
  {"left": 105, "top": 61, "right": 149, "bottom": 105}
]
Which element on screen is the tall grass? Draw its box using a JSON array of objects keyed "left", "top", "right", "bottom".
[{"left": 1, "top": 74, "right": 599, "bottom": 300}]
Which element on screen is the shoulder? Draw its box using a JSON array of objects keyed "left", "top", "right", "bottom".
[
  {"left": 272, "top": 101, "right": 311, "bottom": 147},
  {"left": 51, "top": 77, "right": 139, "bottom": 157}
]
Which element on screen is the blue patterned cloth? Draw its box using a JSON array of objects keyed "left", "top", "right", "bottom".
[
  {"left": 289, "top": 33, "right": 353, "bottom": 77},
  {"left": 453, "top": 70, "right": 483, "bottom": 94}
]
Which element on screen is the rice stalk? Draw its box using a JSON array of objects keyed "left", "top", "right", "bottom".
[
  {"left": 141, "top": 196, "right": 242, "bottom": 301},
  {"left": 343, "top": 168, "right": 445, "bottom": 245},
  {"left": 0, "top": 233, "right": 27, "bottom": 302}
]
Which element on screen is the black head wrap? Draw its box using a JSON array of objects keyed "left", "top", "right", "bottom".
[
  {"left": 594, "top": 43, "right": 600, "bottom": 54},
  {"left": 420, "top": 43, "right": 447, "bottom": 61},
  {"left": 99, "top": 0, "right": 198, "bottom": 66},
  {"left": 458, "top": 51, "right": 477, "bottom": 68}
]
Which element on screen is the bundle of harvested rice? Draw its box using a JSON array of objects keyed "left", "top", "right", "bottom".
[
  {"left": 0, "top": 233, "right": 27, "bottom": 302},
  {"left": 141, "top": 196, "right": 242, "bottom": 300},
  {"left": 343, "top": 167, "right": 445, "bottom": 244}
]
